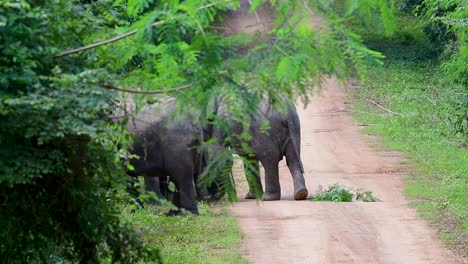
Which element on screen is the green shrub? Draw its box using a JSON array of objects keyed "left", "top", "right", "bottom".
[
  {"left": 123, "top": 202, "right": 246, "bottom": 264},
  {"left": 399, "top": 0, "right": 424, "bottom": 13},
  {"left": 0, "top": 2, "right": 159, "bottom": 262},
  {"left": 403, "top": 0, "right": 467, "bottom": 85},
  {"left": 355, "top": 188, "right": 382, "bottom": 202},
  {"left": 311, "top": 184, "right": 380, "bottom": 202},
  {"left": 312, "top": 184, "right": 354, "bottom": 202}
]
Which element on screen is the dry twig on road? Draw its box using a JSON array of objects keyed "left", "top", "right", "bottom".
[{"left": 356, "top": 94, "right": 405, "bottom": 117}]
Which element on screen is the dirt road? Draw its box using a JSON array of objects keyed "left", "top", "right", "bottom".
[
  {"left": 223, "top": 1, "right": 463, "bottom": 263},
  {"left": 230, "top": 78, "right": 463, "bottom": 263}
]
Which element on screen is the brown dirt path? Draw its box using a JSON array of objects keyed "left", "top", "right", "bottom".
[
  {"left": 223, "top": 1, "right": 464, "bottom": 263},
  {"left": 230, "top": 79, "right": 463, "bottom": 263}
]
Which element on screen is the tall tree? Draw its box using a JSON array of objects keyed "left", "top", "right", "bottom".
[{"left": 0, "top": 1, "right": 159, "bottom": 263}]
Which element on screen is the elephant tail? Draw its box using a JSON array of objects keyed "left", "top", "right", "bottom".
[{"left": 287, "top": 105, "right": 304, "bottom": 173}]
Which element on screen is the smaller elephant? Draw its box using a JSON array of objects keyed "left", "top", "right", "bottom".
[
  {"left": 120, "top": 98, "right": 205, "bottom": 215},
  {"left": 211, "top": 98, "right": 308, "bottom": 201}
]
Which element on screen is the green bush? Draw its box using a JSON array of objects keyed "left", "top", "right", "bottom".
[
  {"left": 313, "top": 184, "right": 354, "bottom": 202},
  {"left": 399, "top": 0, "right": 424, "bottom": 13},
  {"left": 400, "top": 0, "right": 467, "bottom": 85},
  {"left": 123, "top": 203, "right": 246, "bottom": 264},
  {"left": 0, "top": 2, "right": 159, "bottom": 262},
  {"left": 311, "top": 184, "right": 380, "bottom": 202}
]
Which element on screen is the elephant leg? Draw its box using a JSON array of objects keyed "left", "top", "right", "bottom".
[
  {"left": 179, "top": 181, "right": 198, "bottom": 215},
  {"left": 144, "top": 176, "right": 162, "bottom": 205},
  {"left": 262, "top": 160, "right": 281, "bottom": 201},
  {"left": 243, "top": 157, "right": 263, "bottom": 199},
  {"left": 144, "top": 176, "right": 161, "bottom": 196},
  {"left": 169, "top": 166, "right": 198, "bottom": 215},
  {"left": 167, "top": 186, "right": 182, "bottom": 216},
  {"left": 159, "top": 176, "right": 172, "bottom": 198},
  {"left": 285, "top": 143, "right": 308, "bottom": 200}
]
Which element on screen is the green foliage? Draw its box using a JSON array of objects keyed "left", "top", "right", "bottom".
[
  {"left": 355, "top": 188, "right": 381, "bottom": 202},
  {"left": 353, "top": 61, "right": 467, "bottom": 254},
  {"left": 359, "top": 11, "right": 468, "bottom": 139},
  {"left": 127, "top": 0, "right": 157, "bottom": 16},
  {"left": 311, "top": 183, "right": 380, "bottom": 202},
  {"left": 122, "top": 203, "right": 247, "bottom": 264},
  {"left": 312, "top": 184, "right": 354, "bottom": 202},
  {"left": 399, "top": 0, "right": 423, "bottom": 13},
  {"left": 199, "top": 144, "right": 238, "bottom": 202},
  {"left": 81, "top": 0, "right": 398, "bottom": 104},
  {"left": 399, "top": 0, "right": 467, "bottom": 85},
  {"left": 344, "top": 0, "right": 396, "bottom": 35},
  {"left": 426, "top": 0, "right": 468, "bottom": 86},
  {"left": 0, "top": 1, "right": 159, "bottom": 262}
]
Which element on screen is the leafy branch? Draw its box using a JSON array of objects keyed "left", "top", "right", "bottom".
[
  {"left": 99, "top": 83, "right": 193, "bottom": 94},
  {"left": 55, "top": 0, "right": 235, "bottom": 57},
  {"left": 55, "top": 21, "right": 163, "bottom": 57}
]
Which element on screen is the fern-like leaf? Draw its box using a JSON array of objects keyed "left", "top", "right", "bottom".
[{"left": 128, "top": 0, "right": 155, "bottom": 16}]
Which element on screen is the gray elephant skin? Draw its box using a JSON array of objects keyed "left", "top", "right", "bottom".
[
  {"left": 121, "top": 98, "right": 204, "bottom": 215},
  {"left": 211, "top": 99, "right": 309, "bottom": 201}
]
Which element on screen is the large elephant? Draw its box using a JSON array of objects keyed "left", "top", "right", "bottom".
[
  {"left": 211, "top": 98, "right": 308, "bottom": 201},
  {"left": 121, "top": 98, "right": 205, "bottom": 215}
]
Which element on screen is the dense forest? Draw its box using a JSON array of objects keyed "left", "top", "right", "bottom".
[{"left": 0, "top": 0, "right": 466, "bottom": 263}]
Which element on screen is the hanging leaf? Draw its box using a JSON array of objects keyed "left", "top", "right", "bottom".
[
  {"left": 128, "top": 0, "right": 156, "bottom": 16},
  {"left": 249, "top": 0, "right": 265, "bottom": 13}
]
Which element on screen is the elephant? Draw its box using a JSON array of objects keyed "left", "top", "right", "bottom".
[
  {"left": 119, "top": 98, "right": 206, "bottom": 215},
  {"left": 210, "top": 98, "right": 309, "bottom": 201}
]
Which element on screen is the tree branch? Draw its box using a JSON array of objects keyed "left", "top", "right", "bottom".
[
  {"left": 274, "top": 45, "right": 289, "bottom": 56},
  {"left": 99, "top": 83, "right": 193, "bottom": 94},
  {"left": 198, "top": 0, "right": 235, "bottom": 10},
  {"left": 55, "top": 0, "right": 235, "bottom": 57}
]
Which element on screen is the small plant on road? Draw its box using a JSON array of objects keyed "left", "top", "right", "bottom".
[
  {"left": 312, "top": 184, "right": 354, "bottom": 202},
  {"left": 355, "top": 188, "right": 381, "bottom": 202},
  {"left": 311, "top": 184, "right": 380, "bottom": 202}
]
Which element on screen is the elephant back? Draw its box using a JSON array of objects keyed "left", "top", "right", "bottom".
[{"left": 112, "top": 96, "right": 199, "bottom": 136}]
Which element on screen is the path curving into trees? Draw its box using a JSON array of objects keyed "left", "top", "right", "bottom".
[{"left": 230, "top": 78, "right": 463, "bottom": 263}]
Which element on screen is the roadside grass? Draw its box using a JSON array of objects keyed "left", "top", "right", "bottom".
[
  {"left": 121, "top": 202, "right": 246, "bottom": 264},
  {"left": 351, "top": 60, "right": 467, "bottom": 255},
  {"left": 345, "top": 8, "right": 467, "bottom": 255}
]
